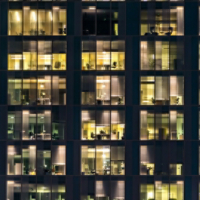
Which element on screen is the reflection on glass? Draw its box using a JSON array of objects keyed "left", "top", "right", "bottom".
[
  {"left": 111, "top": 111, "right": 125, "bottom": 140},
  {"left": 141, "top": 182, "right": 184, "bottom": 200},
  {"left": 82, "top": 41, "right": 96, "bottom": 70},
  {"left": 140, "top": 145, "right": 155, "bottom": 175},
  {"left": 81, "top": 146, "right": 95, "bottom": 175},
  {"left": 23, "top": 41, "right": 37, "bottom": 70},
  {"left": 111, "top": 146, "right": 125, "bottom": 175},
  {"left": 8, "top": 10, "right": 22, "bottom": 35},
  {"left": 22, "top": 182, "right": 36, "bottom": 200},
  {"left": 82, "top": 111, "right": 95, "bottom": 140},
  {"left": 52, "top": 146, "right": 66, "bottom": 175},
  {"left": 52, "top": 77, "right": 66, "bottom": 105},
  {"left": 37, "top": 76, "right": 51, "bottom": 105},
  {"left": 8, "top": 54, "right": 23, "bottom": 70},
  {"left": 8, "top": 79, "right": 22, "bottom": 105},
  {"left": 23, "top": 7, "right": 37, "bottom": 35},
  {"left": 140, "top": 41, "right": 184, "bottom": 71},
  {"left": 37, "top": 150, "right": 51, "bottom": 175},
  {"left": 52, "top": 109, "right": 65, "bottom": 140},
  {"left": 36, "top": 111, "right": 51, "bottom": 140},
  {"left": 22, "top": 78, "right": 37, "bottom": 105},
  {"left": 38, "top": 41, "right": 52, "bottom": 70},
  {"left": 140, "top": 111, "right": 184, "bottom": 140},
  {"left": 22, "top": 146, "right": 36, "bottom": 175},
  {"left": 140, "top": 184, "right": 154, "bottom": 200},
  {"left": 8, "top": 111, "right": 21, "bottom": 140},
  {"left": 141, "top": 7, "right": 184, "bottom": 36},
  {"left": 140, "top": 76, "right": 184, "bottom": 105},
  {"left": 81, "top": 145, "right": 125, "bottom": 176},
  {"left": 7, "top": 146, "right": 22, "bottom": 175},
  {"left": 95, "top": 181, "right": 125, "bottom": 200},
  {"left": 37, "top": 184, "right": 51, "bottom": 200},
  {"left": 170, "top": 164, "right": 183, "bottom": 175},
  {"left": 82, "top": 40, "right": 125, "bottom": 71},
  {"left": 7, "top": 181, "right": 21, "bottom": 200},
  {"left": 96, "top": 76, "right": 110, "bottom": 105},
  {"left": 52, "top": 184, "right": 65, "bottom": 200},
  {"left": 96, "top": 146, "right": 110, "bottom": 175},
  {"left": 53, "top": 7, "right": 67, "bottom": 35},
  {"left": 81, "top": 110, "right": 125, "bottom": 140},
  {"left": 38, "top": 10, "right": 52, "bottom": 35}
]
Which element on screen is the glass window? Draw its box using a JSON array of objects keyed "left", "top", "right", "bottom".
[
  {"left": 82, "top": 7, "right": 119, "bottom": 36},
  {"left": 22, "top": 110, "right": 37, "bottom": 140},
  {"left": 52, "top": 146, "right": 66, "bottom": 175},
  {"left": 170, "top": 111, "right": 184, "bottom": 140},
  {"left": 111, "top": 146, "right": 125, "bottom": 175},
  {"left": 37, "top": 76, "right": 51, "bottom": 105},
  {"left": 8, "top": 39, "right": 23, "bottom": 70},
  {"left": 111, "top": 41, "right": 125, "bottom": 70},
  {"left": 81, "top": 75, "right": 125, "bottom": 105},
  {"left": 37, "top": 148, "right": 51, "bottom": 175},
  {"left": 96, "top": 41, "right": 111, "bottom": 70},
  {"left": 22, "top": 110, "right": 51, "bottom": 141},
  {"left": 96, "top": 146, "right": 110, "bottom": 175},
  {"left": 52, "top": 107, "right": 66, "bottom": 140},
  {"left": 141, "top": 7, "right": 184, "bottom": 36},
  {"left": 23, "top": 6, "right": 37, "bottom": 36},
  {"left": 82, "top": 111, "right": 96, "bottom": 140},
  {"left": 140, "top": 184, "right": 154, "bottom": 200},
  {"left": 81, "top": 110, "right": 125, "bottom": 140},
  {"left": 96, "top": 111, "right": 111, "bottom": 140},
  {"left": 96, "top": 181, "right": 125, "bottom": 200},
  {"left": 53, "top": 7, "right": 67, "bottom": 35},
  {"left": 8, "top": 76, "right": 66, "bottom": 105},
  {"left": 22, "top": 77, "right": 37, "bottom": 105},
  {"left": 7, "top": 180, "right": 21, "bottom": 200},
  {"left": 82, "top": 41, "right": 96, "bottom": 70},
  {"left": 140, "top": 76, "right": 184, "bottom": 105},
  {"left": 8, "top": 111, "right": 22, "bottom": 140},
  {"left": 7, "top": 146, "right": 22, "bottom": 175},
  {"left": 8, "top": 10, "right": 22, "bottom": 35},
  {"left": 111, "top": 76, "right": 125, "bottom": 105},
  {"left": 81, "top": 145, "right": 125, "bottom": 176},
  {"left": 140, "top": 181, "right": 184, "bottom": 200},
  {"left": 38, "top": 41, "right": 52, "bottom": 70},
  {"left": 82, "top": 7, "right": 96, "bottom": 35},
  {"left": 52, "top": 76, "right": 66, "bottom": 105},
  {"left": 8, "top": 78, "right": 22, "bottom": 105},
  {"left": 36, "top": 110, "right": 51, "bottom": 140},
  {"left": 140, "top": 145, "right": 155, "bottom": 175},
  {"left": 52, "top": 40, "right": 67, "bottom": 70},
  {"left": 37, "top": 182, "right": 51, "bottom": 200},
  {"left": 22, "top": 146, "right": 36, "bottom": 175},
  {"left": 111, "top": 110, "right": 125, "bottom": 140},
  {"left": 140, "top": 76, "right": 155, "bottom": 105},
  {"left": 82, "top": 40, "right": 125, "bottom": 71},
  {"left": 97, "top": 9, "right": 110, "bottom": 35},
  {"left": 141, "top": 40, "right": 184, "bottom": 70},
  {"left": 52, "top": 182, "right": 66, "bottom": 200},
  {"left": 140, "top": 110, "right": 184, "bottom": 140},
  {"left": 81, "top": 75, "right": 95, "bottom": 105},
  {"left": 38, "top": 10, "right": 52, "bottom": 35},
  {"left": 96, "top": 76, "right": 111, "bottom": 105},
  {"left": 23, "top": 41, "right": 37, "bottom": 70},
  {"left": 21, "top": 179, "right": 36, "bottom": 200},
  {"left": 81, "top": 146, "right": 95, "bottom": 175}
]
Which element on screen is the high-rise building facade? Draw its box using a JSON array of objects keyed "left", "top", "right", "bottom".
[{"left": 0, "top": 0, "right": 199, "bottom": 200}]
